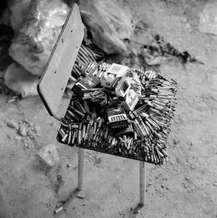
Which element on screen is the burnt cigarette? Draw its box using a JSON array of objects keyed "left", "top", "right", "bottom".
[
  {"left": 75, "top": 101, "right": 86, "bottom": 114},
  {"left": 104, "top": 127, "right": 108, "bottom": 139},
  {"left": 85, "top": 123, "right": 90, "bottom": 140},
  {"left": 89, "top": 124, "right": 93, "bottom": 139},
  {"left": 135, "top": 118, "right": 147, "bottom": 137},
  {"left": 134, "top": 131, "right": 138, "bottom": 140},
  {"left": 98, "top": 118, "right": 103, "bottom": 129},
  {"left": 58, "top": 128, "right": 66, "bottom": 138},
  {"left": 71, "top": 130, "right": 76, "bottom": 144},
  {"left": 61, "top": 132, "right": 68, "bottom": 143},
  {"left": 93, "top": 121, "right": 97, "bottom": 135},
  {"left": 67, "top": 110, "right": 76, "bottom": 119},
  {"left": 82, "top": 124, "right": 86, "bottom": 140},
  {"left": 54, "top": 206, "right": 64, "bottom": 214},
  {"left": 67, "top": 131, "right": 72, "bottom": 144},
  {"left": 138, "top": 116, "right": 149, "bottom": 134},
  {"left": 150, "top": 152, "right": 154, "bottom": 163},
  {"left": 72, "top": 107, "right": 85, "bottom": 118},
  {"left": 108, "top": 136, "right": 113, "bottom": 144},
  {"left": 156, "top": 148, "right": 164, "bottom": 158},
  {"left": 78, "top": 124, "right": 82, "bottom": 144},
  {"left": 133, "top": 120, "right": 143, "bottom": 137},
  {"left": 83, "top": 101, "right": 90, "bottom": 114},
  {"left": 146, "top": 117, "right": 159, "bottom": 129}
]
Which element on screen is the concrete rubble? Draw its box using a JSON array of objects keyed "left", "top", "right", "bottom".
[{"left": 37, "top": 144, "right": 60, "bottom": 169}]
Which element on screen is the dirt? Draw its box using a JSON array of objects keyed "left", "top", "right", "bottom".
[{"left": 0, "top": 0, "right": 217, "bottom": 217}]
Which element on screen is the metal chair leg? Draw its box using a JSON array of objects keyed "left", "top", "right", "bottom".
[
  {"left": 132, "top": 161, "right": 145, "bottom": 214},
  {"left": 77, "top": 148, "right": 84, "bottom": 191},
  {"left": 54, "top": 148, "right": 85, "bottom": 214},
  {"left": 139, "top": 161, "right": 145, "bottom": 206}
]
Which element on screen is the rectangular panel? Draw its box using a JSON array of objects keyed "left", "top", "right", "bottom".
[{"left": 38, "top": 4, "right": 84, "bottom": 119}]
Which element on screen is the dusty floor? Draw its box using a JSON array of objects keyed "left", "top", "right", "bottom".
[{"left": 0, "top": 0, "right": 217, "bottom": 217}]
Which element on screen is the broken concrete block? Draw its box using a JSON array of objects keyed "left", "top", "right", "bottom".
[
  {"left": 8, "top": 0, "right": 31, "bottom": 32},
  {"left": 37, "top": 144, "right": 60, "bottom": 168},
  {"left": 4, "top": 63, "right": 39, "bottom": 97},
  {"left": 80, "top": 0, "right": 134, "bottom": 55},
  {"left": 9, "top": 0, "right": 69, "bottom": 76},
  {"left": 18, "top": 124, "right": 28, "bottom": 137}
]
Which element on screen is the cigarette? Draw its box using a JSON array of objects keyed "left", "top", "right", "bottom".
[
  {"left": 61, "top": 133, "right": 68, "bottom": 143},
  {"left": 82, "top": 124, "right": 86, "bottom": 141},
  {"left": 85, "top": 123, "right": 90, "bottom": 140},
  {"left": 93, "top": 121, "right": 97, "bottom": 135},
  {"left": 58, "top": 128, "right": 66, "bottom": 138},
  {"left": 104, "top": 127, "right": 108, "bottom": 139},
  {"left": 71, "top": 130, "right": 76, "bottom": 144},
  {"left": 75, "top": 101, "right": 86, "bottom": 114},
  {"left": 67, "top": 131, "right": 72, "bottom": 144},
  {"left": 78, "top": 124, "right": 82, "bottom": 144},
  {"left": 72, "top": 107, "right": 85, "bottom": 118},
  {"left": 134, "top": 131, "right": 138, "bottom": 140},
  {"left": 83, "top": 101, "right": 90, "bottom": 114},
  {"left": 54, "top": 206, "right": 64, "bottom": 214}
]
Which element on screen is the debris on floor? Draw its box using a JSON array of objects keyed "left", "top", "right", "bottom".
[
  {"left": 140, "top": 35, "right": 204, "bottom": 65},
  {"left": 37, "top": 144, "right": 60, "bottom": 169},
  {"left": 8, "top": 0, "right": 31, "bottom": 32},
  {"left": 7, "top": 119, "right": 40, "bottom": 138},
  {"left": 18, "top": 123, "right": 28, "bottom": 137}
]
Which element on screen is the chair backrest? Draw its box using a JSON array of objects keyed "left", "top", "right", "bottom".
[{"left": 38, "top": 3, "right": 84, "bottom": 120}]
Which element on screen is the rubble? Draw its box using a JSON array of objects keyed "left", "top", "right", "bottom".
[
  {"left": 18, "top": 124, "right": 28, "bottom": 137},
  {"left": 139, "top": 35, "right": 202, "bottom": 66},
  {"left": 4, "top": 63, "right": 39, "bottom": 97},
  {"left": 37, "top": 144, "right": 60, "bottom": 168},
  {"left": 80, "top": 0, "right": 134, "bottom": 55},
  {"left": 23, "top": 137, "right": 34, "bottom": 150},
  {"left": 9, "top": 0, "right": 69, "bottom": 76},
  {"left": 8, "top": 0, "right": 31, "bottom": 31},
  {"left": 7, "top": 119, "right": 41, "bottom": 139}
]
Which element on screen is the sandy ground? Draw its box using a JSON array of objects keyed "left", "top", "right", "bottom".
[{"left": 0, "top": 0, "right": 217, "bottom": 217}]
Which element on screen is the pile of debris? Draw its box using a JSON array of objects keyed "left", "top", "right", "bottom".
[
  {"left": 0, "top": 0, "right": 134, "bottom": 97},
  {"left": 0, "top": 0, "right": 201, "bottom": 98}
]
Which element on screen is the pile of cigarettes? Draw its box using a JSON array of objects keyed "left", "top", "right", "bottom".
[{"left": 57, "top": 47, "right": 177, "bottom": 165}]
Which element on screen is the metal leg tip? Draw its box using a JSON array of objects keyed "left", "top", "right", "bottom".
[{"left": 131, "top": 202, "right": 144, "bottom": 215}]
